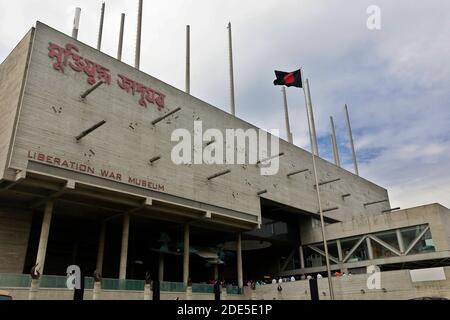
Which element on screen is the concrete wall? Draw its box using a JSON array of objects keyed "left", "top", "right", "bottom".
[
  {"left": 255, "top": 267, "right": 450, "bottom": 300},
  {"left": 0, "top": 29, "right": 34, "bottom": 180},
  {"left": 5, "top": 22, "right": 390, "bottom": 224},
  {"left": 3, "top": 288, "right": 246, "bottom": 301},
  {"left": 3, "top": 267, "right": 450, "bottom": 300},
  {"left": 0, "top": 208, "right": 32, "bottom": 273}
]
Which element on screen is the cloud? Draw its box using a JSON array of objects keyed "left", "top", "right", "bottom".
[{"left": 1, "top": 0, "right": 449, "bottom": 209}]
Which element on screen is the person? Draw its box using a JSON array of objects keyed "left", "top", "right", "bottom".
[
  {"left": 317, "top": 274, "right": 323, "bottom": 279},
  {"left": 348, "top": 271, "right": 353, "bottom": 276},
  {"left": 306, "top": 275, "right": 313, "bottom": 280},
  {"left": 272, "top": 278, "right": 277, "bottom": 284},
  {"left": 278, "top": 278, "right": 283, "bottom": 284},
  {"left": 334, "top": 271, "right": 341, "bottom": 278},
  {"left": 152, "top": 277, "right": 161, "bottom": 301},
  {"left": 342, "top": 272, "right": 348, "bottom": 277},
  {"left": 300, "top": 274, "right": 306, "bottom": 280},
  {"left": 290, "top": 276, "right": 296, "bottom": 282},
  {"left": 214, "top": 280, "right": 221, "bottom": 301}
]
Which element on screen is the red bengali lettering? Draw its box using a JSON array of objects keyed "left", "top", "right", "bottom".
[{"left": 48, "top": 42, "right": 111, "bottom": 85}]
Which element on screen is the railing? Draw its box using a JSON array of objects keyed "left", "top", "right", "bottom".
[
  {"left": 160, "top": 281, "right": 186, "bottom": 292},
  {"left": 0, "top": 274, "right": 31, "bottom": 288},
  {"left": 0, "top": 274, "right": 231, "bottom": 295},
  {"left": 101, "top": 278, "right": 145, "bottom": 291},
  {"left": 40, "top": 275, "right": 68, "bottom": 288},
  {"left": 226, "top": 285, "right": 241, "bottom": 295},
  {"left": 192, "top": 283, "right": 214, "bottom": 294}
]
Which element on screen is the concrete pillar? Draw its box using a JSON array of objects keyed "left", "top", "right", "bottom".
[
  {"left": 35, "top": 201, "right": 54, "bottom": 274},
  {"left": 92, "top": 281, "right": 101, "bottom": 300},
  {"left": 366, "top": 237, "right": 374, "bottom": 260},
  {"left": 397, "top": 229, "right": 405, "bottom": 254},
  {"left": 144, "top": 283, "right": 152, "bottom": 300},
  {"left": 221, "top": 286, "right": 228, "bottom": 300},
  {"left": 158, "top": 254, "right": 165, "bottom": 282},
  {"left": 28, "top": 279, "right": 39, "bottom": 300},
  {"left": 119, "top": 213, "right": 130, "bottom": 280},
  {"left": 214, "top": 264, "right": 219, "bottom": 281},
  {"left": 183, "top": 224, "right": 190, "bottom": 286},
  {"left": 96, "top": 222, "right": 106, "bottom": 275},
  {"left": 237, "top": 233, "right": 243, "bottom": 289},
  {"left": 336, "top": 240, "right": 343, "bottom": 261},
  {"left": 299, "top": 245, "right": 305, "bottom": 269},
  {"left": 186, "top": 286, "right": 193, "bottom": 300}
]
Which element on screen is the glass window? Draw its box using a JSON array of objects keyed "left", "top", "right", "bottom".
[
  {"left": 405, "top": 227, "right": 435, "bottom": 254},
  {"left": 373, "top": 229, "right": 400, "bottom": 251},
  {"left": 315, "top": 241, "right": 339, "bottom": 263},
  {"left": 340, "top": 237, "right": 368, "bottom": 263},
  {"left": 371, "top": 240, "right": 397, "bottom": 259},
  {"left": 304, "top": 246, "right": 325, "bottom": 268},
  {"left": 401, "top": 225, "right": 435, "bottom": 255}
]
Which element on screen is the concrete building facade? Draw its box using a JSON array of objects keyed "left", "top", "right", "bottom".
[{"left": 0, "top": 22, "right": 449, "bottom": 299}]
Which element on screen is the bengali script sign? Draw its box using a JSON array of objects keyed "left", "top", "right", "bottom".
[{"left": 48, "top": 42, "right": 166, "bottom": 110}]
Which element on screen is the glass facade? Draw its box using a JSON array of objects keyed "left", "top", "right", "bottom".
[
  {"left": 304, "top": 224, "right": 435, "bottom": 265},
  {"left": 402, "top": 225, "right": 436, "bottom": 254}
]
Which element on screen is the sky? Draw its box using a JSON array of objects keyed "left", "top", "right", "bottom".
[{"left": 1, "top": 0, "right": 449, "bottom": 209}]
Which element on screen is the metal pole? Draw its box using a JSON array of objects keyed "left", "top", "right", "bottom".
[
  {"left": 227, "top": 22, "right": 236, "bottom": 116},
  {"left": 330, "top": 116, "right": 341, "bottom": 167},
  {"left": 135, "top": 0, "right": 143, "bottom": 69},
  {"left": 96, "top": 222, "right": 106, "bottom": 275},
  {"left": 35, "top": 201, "right": 54, "bottom": 274},
  {"left": 183, "top": 224, "right": 190, "bottom": 286},
  {"left": 119, "top": 213, "right": 130, "bottom": 280},
  {"left": 97, "top": 2, "right": 105, "bottom": 50},
  {"left": 345, "top": 104, "right": 359, "bottom": 176},
  {"left": 72, "top": 7, "right": 81, "bottom": 39},
  {"left": 305, "top": 79, "right": 320, "bottom": 156},
  {"left": 300, "top": 69, "right": 335, "bottom": 300},
  {"left": 237, "top": 233, "right": 243, "bottom": 289},
  {"left": 186, "top": 25, "right": 191, "bottom": 94},
  {"left": 282, "top": 87, "right": 293, "bottom": 144},
  {"left": 118, "top": 13, "right": 125, "bottom": 60}
]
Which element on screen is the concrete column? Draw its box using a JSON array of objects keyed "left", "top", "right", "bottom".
[
  {"left": 144, "top": 283, "right": 152, "bottom": 300},
  {"left": 92, "top": 282, "right": 101, "bottom": 300},
  {"left": 183, "top": 224, "right": 190, "bottom": 286},
  {"left": 159, "top": 254, "right": 165, "bottom": 282},
  {"left": 336, "top": 240, "right": 343, "bottom": 261},
  {"left": 186, "top": 286, "right": 193, "bottom": 300},
  {"left": 28, "top": 279, "right": 39, "bottom": 300},
  {"left": 221, "top": 286, "right": 228, "bottom": 300},
  {"left": 396, "top": 229, "right": 405, "bottom": 254},
  {"left": 119, "top": 213, "right": 130, "bottom": 280},
  {"left": 366, "top": 237, "right": 374, "bottom": 260},
  {"left": 237, "top": 233, "right": 243, "bottom": 289},
  {"left": 96, "top": 222, "right": 106, "bottom": 275},
  {"left": 35, "top": 201, "right": 54, "bottom": 274},
  {"left": 299, "top": 245, "right": 305, "bottom": 269},
  {"left": 214, "top": 264, "right": 219, "bottom": 281}
]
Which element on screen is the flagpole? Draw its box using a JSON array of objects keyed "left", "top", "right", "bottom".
[
  {"left": 282, "top": 87, "right": 294, "bottom": 144},
  {"left": 227, "top": 22, "right": 236, "bottom": 116},
  {"left": 330, "top": 116, "right": 341, "bottom": 167},
  {"left": 304, "top": 79, "right": 319, "bottom": 156},
  {"left": 345, "top": 104, "right": 359, "bottom": 176},
  {"left": 185, "top": 25, "right": 191, "bottom": 94},
  {"left": 97, "top": 2, "right": 105, "bottom": 51},
  {"left": 300, "top": 69, "right": 335, "bottom": 300}
]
